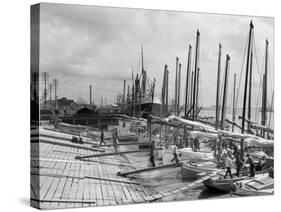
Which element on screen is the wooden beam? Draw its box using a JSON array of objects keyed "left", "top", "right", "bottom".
[
  {"left": 31, "top": 138, "right": 105, "bottom": 152},
  {"left": 84, "top": 176, "right": 141, "bottom": 185},
  {"left": 92, "top": 141, "right": 150, "bottom": 147},
  {"left": 75, "top": 148, "right": 162, "bottom": 159},
  {"left": 117, "top": 163, "right": 182, "bottom": 177},
  {"left": 31, "top": 198, "right": 96, "bottom": 204}
]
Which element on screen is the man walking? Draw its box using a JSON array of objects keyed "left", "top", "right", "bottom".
[
  {"left": 100, "top": 129, "right": 105, "bottom": 146},
  {"left": 149, "top": 140, "right": 156, "bottom": 167},
  {"left": 246, "top": 153, "right": 255, "bottom": 177},
  {"left": 112, "top": 128, "right": 119, "bottom": 152},
  {"left": 224, "top": 153, "right": 233, "bottom": 179},
  {"left": 235, "top": 152, "right": 243, "bottom": 177}
]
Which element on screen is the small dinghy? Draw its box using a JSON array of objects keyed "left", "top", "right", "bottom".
[
  {"left": 203, "top": 176, "right": 248, "bottom": 193},
  {"left": 181, "top": 161, "right": 218, "bottom": 179},
  {"left": 234, "top": 176, "right": 274, "bottom": 196}
]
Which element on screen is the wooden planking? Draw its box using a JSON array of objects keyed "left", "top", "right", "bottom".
[{"left": 34, "top": 135, "right": 161, "bottom": 209}]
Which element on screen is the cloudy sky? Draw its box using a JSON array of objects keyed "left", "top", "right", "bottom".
[{"left": 39, "top": 3, "right": 274, "bottom": 108}]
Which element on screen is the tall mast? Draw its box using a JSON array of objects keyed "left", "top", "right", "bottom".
[
  {"left": 190, "top": 71, "right": 194, "bottom": 115},
  {"left": 161, "top": 65, "right": 167, "bottom": 117},
  {"left": 89, "top": 85, "right": 92, "bottom": 105},
  {"left": 195, "top": 67, "right": 200, "bottom": 117},
  {"left": 192, "top": 30, "right": 200, "bottom": 121},
  {"left": 123, "top": 80, "right": 126, "bottom": 113},
  {"left": 232, "top": 73, "right": 237, "bottom": 132},
  {"left": 241, "top": 21, "right": 254, "bottom": 158},
  {"left": 185, "top": 45, "right": 192, "bottom": 117},
  {"left": 49, "top": 83, "right": 52, "bottom": 104},
  {"left": 141, "top": 45, "right": 146, "bottom": 95},
  {"left": 178, "top": 63, "right": 182, "bottom": 115},
  {"left": 215, "top": 44, "right": 222, "bottom": 130},
  {"left": 166, "top": 67, "right": 169, "bottom": 115},
  {"left": 132, "top": 84, "right": 135, "bottom": 117},
  {"left": 175, "top": 57, "right": 179, "bottom": 115},
  {"left": 261, "top": 39, "right": 269, "bottom": 128},
  {"left": 43, "top": 72, "right": 47, "bottom": 109},
  {"left": 247, "top": 51, "right": 253, "bottom": 132},
  {"left": 220, "top": 54, "right": 230, "bottom": 130},
  {"left": 53, "top": 79, "right": 58, "bottom": 109}
]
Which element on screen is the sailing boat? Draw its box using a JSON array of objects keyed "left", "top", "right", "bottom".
[{"left": 125, "top": 46, "right": 161, "bottom": 118}]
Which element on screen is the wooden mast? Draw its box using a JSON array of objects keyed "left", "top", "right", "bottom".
[
  {"left": 175, "top": 57, "right": 179, "bottom": 115},
  {"left": 220, "top": 54, "right": 230, "bottom": 130},
  {"left": 261, "top": 39, "right": 269, "bottom": 129},
  {"left": 247, "top": 51, "right": 253, "bottom": 132},
  {"left": 192, "top": 30, "right": 200, "bottom": 121},
  {"left": 166, "top": 67, "right": 169, "bottom": 115},
  {"left": 178, "top": 63, "right": 182, "bottom": 115},
  {"left": 241, "top": 21, "right": 254, "bottom": 158},
  {"left": 189, "top": 71, "right": 194, "bottom": 116},
  {"left": 215, "top": 44, "right": 222, "bottom": 130},
  {"left": 195, "top": 67, "right": 200, "bottom": 117},
  {"left": 161, "top": 65, "right": 167, "bottom": 117},
  {"left": 122, "top": 80, "right": 126, "bottom": 113},
  {"left": 185, "top": 45, "right": 192, "bottom": 117},
  {"left": 232, "top": 73, "right": 237, "bottom": 132}
]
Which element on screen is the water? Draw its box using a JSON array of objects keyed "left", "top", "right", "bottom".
[{"left": 200, "top": 108, "right": 274, "bottom": 128}]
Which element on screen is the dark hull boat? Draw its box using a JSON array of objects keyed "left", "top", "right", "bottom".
[{"left": 204, "top": 176, "right": 250, "bottom": 193}]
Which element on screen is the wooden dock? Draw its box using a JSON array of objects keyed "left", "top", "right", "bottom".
[{"left": 31, "top": 127, "right": 219, "bottom": 209}]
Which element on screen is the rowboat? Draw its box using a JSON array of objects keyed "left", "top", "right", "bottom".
[
  {"left": 203, "top": 175, "right": 250, "bottom": 193},
  {"left": 234, "top": 176, "right": 274, "bottom": 196},
  {"left": 181, "top": 161, "right": 218, "bottom": 179}
]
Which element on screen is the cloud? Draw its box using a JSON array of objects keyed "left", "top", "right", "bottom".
[{"left": 39, "top": 3, "right": 274, "bottom": 107}]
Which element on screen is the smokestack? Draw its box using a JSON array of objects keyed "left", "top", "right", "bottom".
[{"left": 89, "top": 85, "right": 92, "bottom": 105}]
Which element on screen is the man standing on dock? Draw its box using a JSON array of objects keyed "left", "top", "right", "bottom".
[
  {"left": 246, "top": 153, "right": 255, "bottom": 177},
  {"left": 100, "top": 129, "right": 105, "bottom": 146},
  {"left": 171, "top": 144, "right": 180, "bottom": 164},
  {"left": 235, "top": 152, "right": 243, "bottom": 177},
  {"left": 224, "top": 153, "right": 233, "bottom": 179},
  {"left": 112, "top": 128, "right": 119, "bottom": 152},
  {"left": 149, "top": 139, "right": 156, "bottom": 167}
]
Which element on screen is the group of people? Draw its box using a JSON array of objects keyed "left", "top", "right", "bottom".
[
  {"left": 71, "top": 134, "right": 83, "bottom": 144},
  {"left": 100, "top": 128, "right": 119, "bottom": 152},
  {"left": 222, "top": 143, "right": 257, "bottom": 179}
]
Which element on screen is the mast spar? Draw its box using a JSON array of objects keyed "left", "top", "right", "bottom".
[{"left": 241, "top": 21, "right": 254, "bottom": 158}]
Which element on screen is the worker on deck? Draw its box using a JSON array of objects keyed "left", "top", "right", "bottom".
[
  {"left": 149, "top": 139, "right": 156, "bottom": 167},
  {"left": 255, "top": 160, "right": 263, "bottom": 171},
  {"left": 246, "top": 153, "right": 255, "bottom": 177},
  {"left": 235, "top": 152, "right": 243, "bottom": 177},
  {"left": 100, "top": 129, "right": 105, "bottom": 146},
  {"left": 112, "top": 128, "right": 119, "bottom": 152},
  {"left": 224, "top": 152, "right": 233, "bottom": 179},
  {"left": 193, "top": 137, "right": 200, "bottom": 152},
  {"left": 79, "top": 133, "right": 83, "bottom": 144},
  {"left": 171, "top": 143, "right": 180, "bottom": 164}
]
